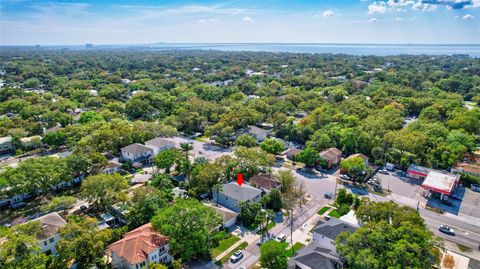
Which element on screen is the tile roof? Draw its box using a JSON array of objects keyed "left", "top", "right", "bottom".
[
  {"left": 30, "top": 212, "right": 66, "bottom": 240},
  {"left": 109, "top": 223, "right": 169, "bottom": 265},
  {"left": 249, "top": 174, "right": 282, "bottom": 191},
  {"left": 121, "top": 143, "right": 153, "bottom": 155},
  {"left": 319, "top": 148, "right": 342, "bottom": 161},
  {"left": 219, "top": 182, "right": 262, "bottom": 201}
]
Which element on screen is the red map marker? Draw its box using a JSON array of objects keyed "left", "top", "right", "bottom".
[{"left": 236, "top": 173, "right": 244, "bottom": 186}]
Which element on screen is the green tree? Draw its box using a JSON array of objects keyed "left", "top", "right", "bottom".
[
  {"left": 296, "top": 146, "right": 321, "bottom": 167},
  {"left": 238, "top": 201, "right": 262, "bottom": 227},
  {"left": 154, "top": 148, "right": 182, "bottom": 174},
  {"left": 340, "top": 157, "right": 367, "bottom": 181},
  {"left": 78, "top": 111, "right": 104, "bottom": 124},
  {"left": 151, "top": 199, "right": 222, "bottom": 261},
  {"left": 42, "top": 196, "right": 77, "bottom": 211},
  {"left": 235, "top": 134, "right": 257, "bottom": 147},
  {"left": 256, "top": 209, "right": 275, "bottom": 242},
  {"left": 54, "top": 217, "right": 112, "bottom": 269},
  {"left": 189, "top": 162, "right": 224, "bottom": 198},
  {"left": 275, "top": 170, "right": 295, "bottom": 194},
  {"left": 127, "top": 187, "right": 172, "bottom": 229},
  {"left": 149, "top": 173, "right": 174, "bottom": 190},
  {"left": 260, "top": 138, "right": 285, "bottom": 155},
  {"left": 267, "top": 188, "right": 283, "bottom": 211},
  {"left": 42, "top": 131, "right": 67, "bottom": 148},
  {"left": 259, "top": 240, "right": 288, "bottom": 269},
  {"left": 80, "top": 174, "right": 128, "bottom": 210}
]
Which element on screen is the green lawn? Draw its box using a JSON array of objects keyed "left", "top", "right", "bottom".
[
  {"left": 217, "top": 242, "right": 248, "bottom": 265},
  {"left": 287, "top": 242, "right": 306, "bottom": 257},
  {"left": 210, "top": 234, "right": 241, "bottom": 258},
  {"left": 317, "top": 206, "right": 331, "bottom": 215},
  {"left": 328, "top": 209, "right": 342, "bottom": 218}
]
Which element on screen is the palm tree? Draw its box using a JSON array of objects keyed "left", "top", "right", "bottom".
[{"left": 180, "top": 142, "right": 193, "bottom": 160}]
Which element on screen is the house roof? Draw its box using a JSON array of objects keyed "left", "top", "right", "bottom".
[
  {"left": 219, "top": 182, "right": 262, "bottom": 201},
  {"left": 145, "top": 137, "right": 175, "bottom": 148},
  {"left": 250, "top": 174, "right": 282, "bottom": 191},
  {"left": 0, "top": 136, "right": 12, "bottom": 144},
  {"left": 282, "top": 147, "right": 303, "bottom": 156},
  {"left": 109, "top": 223, "right": 169, "bottom": 265},
  {"left": 105, "top": 162, "right": 121, "bottom": 169},
  {"left": 312, "top": 218, "right": 357, "bottom": 241},
  {"left": 319, "top": 148, "right": 342, "bottom": 161},
  {"left": 454, "top": 163, "right": 480, "bottom": 176},
  {"left": 247, "top": 125, "right": 269, "bottom": 136},
  {"left": 407, "top": 164, "right": 431, "bottom": 176},
  {"left": 205, "top": 204, "right": 238, "bottom": 224},
  {"left": 421, "top": 171, "right": 459, "bottom": 195},
  {"left": 121, "top": 143, "right": 153, "bottom": 155},
  {"left": 288, "top": 242, "right": 341, "bottom": 269},
  {"left": 346, "top": 153, "right": 369, "bottom": 162},
  {"left": 19, "top": 136, "right": 42, "bottom": 143},
  {"left": 29, "top": 212, "right": 67, "bottom": 240}
]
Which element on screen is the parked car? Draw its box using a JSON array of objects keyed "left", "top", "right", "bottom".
[
  {"left": 230, "top": 250, "right": 244, "bottom": 263},
  {"left": 378, "top": 169, "right": 389, "bottom": 175},
  {"left": 439, "top": 225, "right": 455, "bottom": 236},
  {"left": 450, "top": 194, "right": 461, "bottom": 200},
  {"left": 324, "top": 192, "right": 333, "bottom": 199},
  {"left": 275, "top": 233, "right": 287, "bottom": 242},
  {"left": 340, "top": 174, "right": 351, "bottom": 180}
]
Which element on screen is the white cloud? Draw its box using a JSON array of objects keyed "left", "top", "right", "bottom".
[
  {"left": 370, "top": 17, "right": 378, "bottom": 22},
  {"left": 242, "top": 16, "right": 253, "bottom": 22},
  {"left": 368, "top": 2, "right": 389, "bottom": 14},
  {"left": 395, "top": 16, "right": 404, "bottom": 20},
  {"left": 412, "top": 2, "right": 438, "bottom": 11},
  {"left": 387, "top": 0, "right": 415, "bottom": 7},
  {"left": 462, "top": 14, "right": 474, "bottom": 19},
  {"left": 322, "top": 10, "right": 335, "bottom": 17}
]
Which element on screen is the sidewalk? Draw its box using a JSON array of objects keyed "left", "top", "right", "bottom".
[{"left": 214, "top": 226, "right": 259, "bottom": 263}]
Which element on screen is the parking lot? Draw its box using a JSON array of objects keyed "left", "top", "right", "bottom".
[
  {"left": 375, "top": 170, "right": 422, "bottom": 199},
  {"left": 167, "top": 136, "right": 233, "bottom": 161}
]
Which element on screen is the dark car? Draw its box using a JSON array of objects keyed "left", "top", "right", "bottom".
[
  {"left": 324, "top": 192, "right": 333, "bottom": 199},
  {"left": 230, "top": 250, "right": 244, "bottom": 263},
  {"left": 450, "top": 194, "right": 461, "bottom": 200},
  {"left": 439, "top": 225, "right": 455, "bottom": 236}
]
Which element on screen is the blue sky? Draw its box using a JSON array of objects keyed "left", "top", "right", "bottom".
[{"left": 1, "top": 0, "right": 479, "bottom": 45}]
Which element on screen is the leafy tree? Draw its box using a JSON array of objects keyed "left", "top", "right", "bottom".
[
  {"left": 42, "top": 196, "right": 77, "bottom": 211},
  {"left": 296, "top": 146, "right": 321, "bottom": 167},
  {"left": 235, "top": 134, "right": 257, "bottom": 147},
  {"left": 42, "top": 130, "right": 67, "bottom": 148},
  {"left": 127, "top": 187, "right": 172, "bottom": 229},
  {"left": 275, "top": 170, "right": 295, "bottom": 194},
  {"left": 0, "top": 222, "right": 48, "bottom": 269},
  {"left": 238, "top": 201, "right": 262, "bottom": 227},
  {"left": 54, "top": 216, "right": 112, "bottom": 269},
  {"left": 151, "top": 199, "right": 222, "bottom": 261},
  {"left": 149, "top": 173, "right": 174, "bottom": 190},
  {"left": 189, "top": 162, "right": 224, "bottom": 198},
  {"left": 256, "top": 209, "right": 275, "bottom": 242},
  {"left": 260, "top": 138, "right": 285, "bottom": 154},
  {"left": 267, "top": 188, "right": 283, "bottom": 211},
  {"left": 340, "top": 157, "right": 367, "bottom": 181},
  {"left": 235, "top": 147, "right": 275, "bottom": 177},
  {"left": 78, "top": 111, "right": 104, "bottom": 124},
  {"left": 154, "top": 148, "right": 182, "bottom": 174},
  {"left": 80, "top": 174, "right": 128, "bottom": 210},
  {"left": 259, "top": 240, "right": 288, "bottom": 269}
]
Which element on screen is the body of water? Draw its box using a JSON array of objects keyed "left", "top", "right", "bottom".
[{"left": 150, "top": 43, "right": 480, "bottom": 57}]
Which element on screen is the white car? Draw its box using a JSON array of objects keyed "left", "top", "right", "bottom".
[
  {"left": 230, "top": 250, "right": 244, "bottom": 263},
  {"left": 340, "top": 174, "right": 351, "bottom": 180},
  {"left": 275, "top": 233, "right": 287, "bottom": 242}
]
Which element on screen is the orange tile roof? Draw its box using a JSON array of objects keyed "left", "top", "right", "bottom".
[{"left": 109, "top": 223, "right": 168, "bottom": 265}]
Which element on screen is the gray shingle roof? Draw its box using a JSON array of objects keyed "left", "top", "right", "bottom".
[
  {"left": 220, "top": 182, "right": 262, "bottom": 201},
  {"left": 288, "top": 242, "right": 342, "bottom": 269},
  {"left": 29, "top": 212, "right": 66, "bottom": 240},
  {"left": 145, "top": 137, "right": 175, "bottom": 148},
  {"left": 312, "top": 218, "right": 357, "bottom": 241},
  {"left": 121, "top": 143, "right": 153, "bottom": 155},
  {"left": 247, "top": 125, "right": 269, "bottom": 136}
]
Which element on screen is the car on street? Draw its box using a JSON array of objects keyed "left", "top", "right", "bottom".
[
  {"left": 378, "top": 169, "right": 389, "bottom": 175},
  {"left": 275, "top": 233, "right": 287, "bottom": 242},
  {"left": 439, "top": 225, "right": 455, "bottom": 235},
  {"left": 230, "top": 250, "right": 244, "bottom": 263},
  {"left": 340, "top": 174, "right": 351, "bottom": 180}
]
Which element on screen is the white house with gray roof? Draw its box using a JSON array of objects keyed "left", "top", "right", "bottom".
[
  {"left": 213, "top": 182, "right": 262, "bottom": 212},
  {"left": 247, "top": 125, "right": 269, "bottom": 142},
  {"left": 312, "top": 218, "right": 357, "bottom": 253},
  {"left": 121, "top": 143, "right": 153, "bottom": 162},
  {"left": 28, "top": 212, "right": 67, "bottom": 255},
  {"left": 145, "top": 137, "right": 176, "bottom": 156}
]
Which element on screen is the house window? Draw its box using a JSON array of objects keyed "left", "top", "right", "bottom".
[
  {"left": 49, "top": 238, "right": 54, "bottom": 243},
  {"left": 44, "top": 241, "right": 48, "bottom": 246}
]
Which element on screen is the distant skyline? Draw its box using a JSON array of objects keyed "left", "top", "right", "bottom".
[{"left": 1, "top": 0, "right": 479, "bottom": 45}]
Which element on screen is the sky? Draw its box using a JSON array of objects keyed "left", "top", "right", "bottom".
[{"left": 0, "top": 0, "right": 479, "bottom": 45}]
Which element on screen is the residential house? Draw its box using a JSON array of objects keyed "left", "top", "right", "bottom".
[
  {"left": 103, "top": 162, "right": 122, "bottom": 174},
  {"left": 319, "top": 148, "right": 342, "bottom": 169},
  {"left": 312, "top": 218, "right": 357, "bottom": 253},
  {"left": 249, "top": 173, "right": 282, "bottom": 193},
  {"left": 213, "top": 182, "right": 262, "bottom": 212},
  {"left": 19, "top": 135, "right": 43, "bottom": 150},
  {"left": 29, "top": 212, "right": 67, "bottom": 255},
  {"left": 345, "top": 153, "right": 369, "bottom": 166},
  {"left": 452, "top": 163, "right": 480, "bottom": 178},
  {"left": 121, "top": 143, "right": 153, "bottom": 163},
  {"left": 205, "top": 203, "right": 239, "bottom": 229},
  {"left": 0, "top": 135, "right": 13, "bottom": 154},
  {"left": 288, "top": 241, "right": 343, "bottom": 269},
  {"left": 247, "top": 125, "right": 269, "bottom": 142},
  {"left": 43, "top": 125, "right": 62, "bottom": 135},
  {"left": 144, "top": 137, "right": 176, "bottom": 156},
  {"left": 109, "top": 223, "right": 173, "bottom": 269},
  {"left": 282, "top": 147, "right": 303, "bottom": 161}
]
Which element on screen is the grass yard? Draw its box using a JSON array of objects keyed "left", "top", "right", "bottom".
[
  {"left": 328, "top": 209, "right": 342, "bottom": 218},
  {"left": 195, "top": 136, "right": 208, "bottom": 142},
  {"left": 210, "top": 234, "right": 241, "bottom": 258},
  {"left": 317, "top": 206, "right": 331, "bottom": 215},
  {"left": 287, "top": 242, "right": 306, "bottom": 257},
  {"left": 217, "top": 242, "right": 248, "bottom": 265}
]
